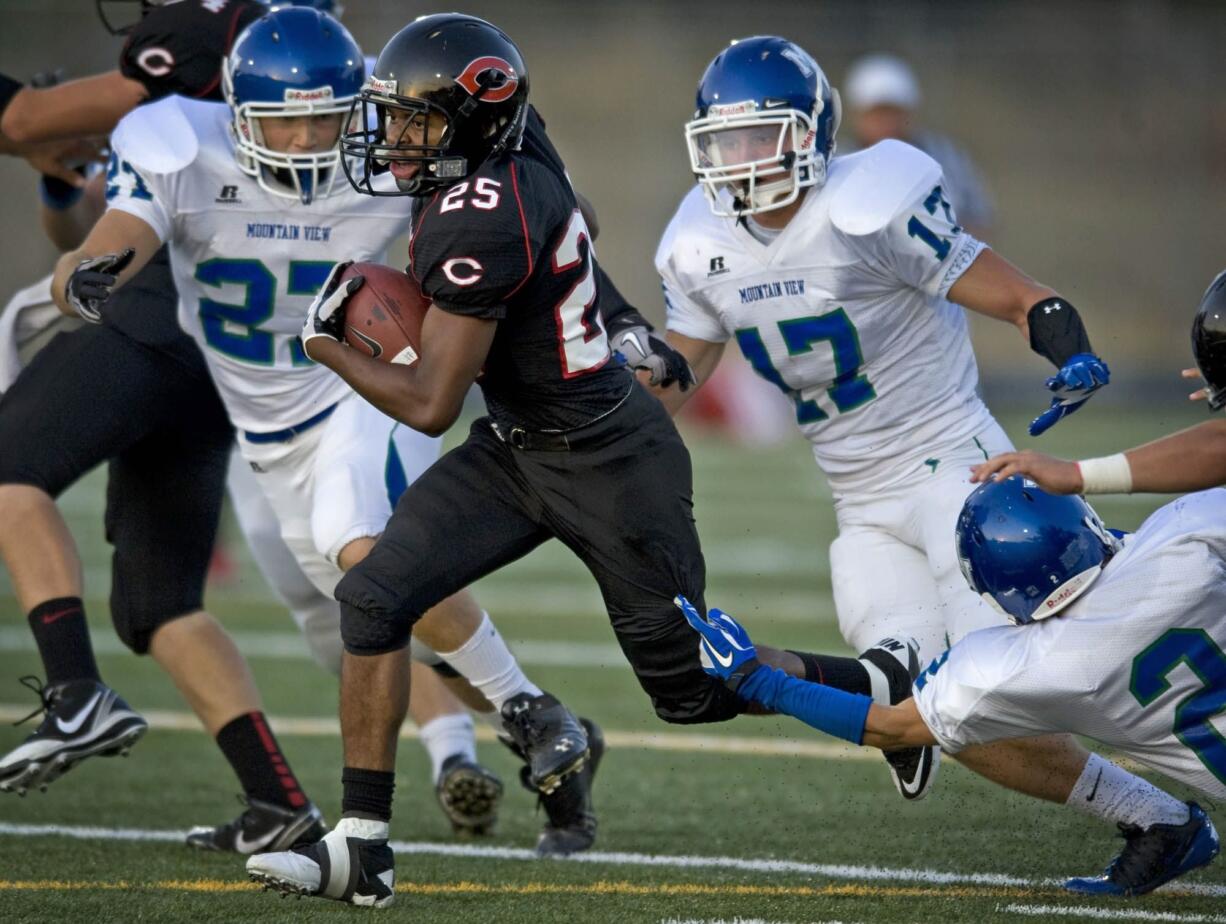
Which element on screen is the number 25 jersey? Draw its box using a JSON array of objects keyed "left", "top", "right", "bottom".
[{"left": 657, "top": 139, "right": 995, "bottom": 498}]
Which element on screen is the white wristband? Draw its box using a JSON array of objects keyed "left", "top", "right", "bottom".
[{"left": 1077, "top": 454, "right": 1133, "bottom": 494}]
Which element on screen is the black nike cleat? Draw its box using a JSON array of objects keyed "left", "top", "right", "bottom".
[
  {"left": 247, "top": 816, "right": 395, "bottom": 908},
  {"left": 499, "top": 692, "right": 588, "bottom": 795},
  {"left": 1064, "top": 802, "right": 1221, "bottom": 897},
  {"left": 186, "top": 795, "right": 327, "bottom": 854},
  {"left": 0, "top": 676, "right": 147, "bottom": 796},
  {"left": 531, "top": 717, "right": 603, "bottom": 856},
  {"left": 435, "top": 754, "right": 503, "bottom": 837},
  {"left": 859, "top": 637, "right": 940, "bottom": 801}
]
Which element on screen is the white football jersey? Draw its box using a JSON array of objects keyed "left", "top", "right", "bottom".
[
  {"left": 657, "top": 140, "right": 995, "bottom": 497},
  {"left": 913, "top": 489, "right": 1226, "bottom": 799},
  {"left": 105, "top": 96, "right": 414, "bottom": 433}
]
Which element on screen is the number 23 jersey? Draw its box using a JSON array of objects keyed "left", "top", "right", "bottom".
[
  {"left": 104, "top": 97, "right": 415, "bottom": 433},
  {"left": 657, "top": 139, "right": 994, "bottom": 497}
]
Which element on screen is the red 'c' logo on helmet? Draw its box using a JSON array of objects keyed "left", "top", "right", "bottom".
[{"left": 454, "top": 56, "right": 519, "bottom": 104}]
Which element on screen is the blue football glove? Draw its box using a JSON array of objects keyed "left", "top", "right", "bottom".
[
  {"left": 1028, "top": 352, "right": 1110, "bottom": 437},
  {"left": 675, "top": 595, "right": 762, "bottom": 691}
]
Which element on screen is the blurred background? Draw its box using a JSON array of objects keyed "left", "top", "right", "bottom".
[{"left": 2, "top": 0, "right": 1224, "bottom": 412}]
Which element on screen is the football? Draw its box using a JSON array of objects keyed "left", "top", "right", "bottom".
[{"left": 341, "top": 262, "right": 429, "bottom": 366}]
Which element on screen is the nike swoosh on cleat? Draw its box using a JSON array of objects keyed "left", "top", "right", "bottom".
[
  {"left": 55, "top": 691, "right": 102, "bottom": 735},
  {"left": 234, "top": 828, "right": 281, "bottom": 854}
]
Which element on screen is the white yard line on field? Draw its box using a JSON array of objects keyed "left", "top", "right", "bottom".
[
  {"left": 0, "top": 702, "right": 872, "bottom": 762},
  {"left": 0, "top": 822, "right": 1221, "bottom": 900},
  {"left": 999, "top": 903, "right": 1226, "bottom": 922}
]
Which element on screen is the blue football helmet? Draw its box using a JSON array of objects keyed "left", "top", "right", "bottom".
[
  {"left": 222, "top": 6, "right": 363, "bottom": 203},
  {"left": 956, "top": 475, "right": 1120, "bottom": 625},
  {"left": 686, "top": 36, "right": 841, "bottom": 218}
]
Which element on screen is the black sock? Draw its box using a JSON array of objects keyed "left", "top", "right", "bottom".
[
  {"left": 786, "top": 649, "right": 872, "bottom": 695},
  {"left": 27, "top": 597, "right": 101, "bottom": 686},
  {"left": 216, "top": 711, "right": 307, "bottom": 809},
  {"left": 342, "top": 767, "right": 395, "bottom": 821}
]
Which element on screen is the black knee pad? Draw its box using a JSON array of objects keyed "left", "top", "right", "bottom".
[
  {"left": 650, "top": 681, "right": 744, "bottom": 725},
  {"left": 336, "top": 570, "right": 416, "bottom": 655},
  {"left": 110, "top": 600, "right": 198, "bottom": 655}
]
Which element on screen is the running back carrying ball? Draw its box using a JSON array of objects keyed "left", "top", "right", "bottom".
[{"left": 341, "top": 263, "right": 428, "bottom": 366}]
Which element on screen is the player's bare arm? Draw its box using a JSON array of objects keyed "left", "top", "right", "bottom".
[
  {"left": 651, "top": 332, "right": 725, "bottom": 416},
  {"left": 973, "top": 420, "right": 1226, "bottom": 494},
  {"left": 946, "top": 248, "right": 1054, "bottom": 334},
  {"left": 305, "top": 301, "right": 496, "bottom": 437},
  {"left": 51, "top": 210, "right": 160, "bottom": 319},
  {"left": 1, "top": 72, "right": 148, "bottom": 144},
  {"left": 863, "top": 699, "right": 938, "bottom": 750}
]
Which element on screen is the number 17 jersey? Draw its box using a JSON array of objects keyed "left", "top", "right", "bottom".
[{"left": 657, "top": 139, "right": 994, "bottom": 498}]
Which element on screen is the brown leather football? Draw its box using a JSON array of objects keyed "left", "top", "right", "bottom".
[{"left": 341, "top": 262, "right": 428, "bottom": 366}]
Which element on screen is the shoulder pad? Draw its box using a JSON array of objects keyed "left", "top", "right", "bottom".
[
  {"left": 828, "top": 139, "right": 942, "bottom": 237},
  {"left": 110, "top": 96, "right": 200, "bottom": 174},
  {"left": 654, "top": 185, "right": 717, "bottom": 271}
]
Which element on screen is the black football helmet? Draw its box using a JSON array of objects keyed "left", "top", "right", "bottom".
[
  {"left": 341, "top": 13, "right": 529, "bottom": 197},
  {"left": 1192, "top": 269, "right": 1226, "bottom": 411}
]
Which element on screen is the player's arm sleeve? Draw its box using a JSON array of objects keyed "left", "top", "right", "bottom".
[
  {"left": 655, "top": 233, "right": 730, "bottom": 343},
  {"left": 910, "top": 638, "right": 1061, "bottom": 753},
  {"left": 879, "top": 175, "right": 985, "bottom": 300},
  {"left": 119, "top": 1, "right": 262, "bottom": 101},
  {"left": 101, "top": 146, "right": 172, "bottom": 243},
  {"left": 595, "top": 262, "right": 652, "bottom": 332}
]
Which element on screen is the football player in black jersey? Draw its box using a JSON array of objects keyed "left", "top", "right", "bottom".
[
  {"left": 249, "top": 14, "right": 906, "bottom": 906},
  {"left": 0, "top": 0, "right": 502, "bottom": 853}
]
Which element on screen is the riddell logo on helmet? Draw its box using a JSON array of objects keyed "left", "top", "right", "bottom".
[
  {"left": 454, "top": 56, "right": 519, "bottom": 103},
  {"left": 284, "top": 87, "right": 335, "bottom": 103},
  {"left": 709, "top": 101, "right": 756, "bottom": 117},
  {"left": 366, "top": 75, "right": 398, "bottom": 95}
]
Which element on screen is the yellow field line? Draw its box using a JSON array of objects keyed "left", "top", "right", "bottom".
[{"left": 0, "top": 878, "right": 1065, "bottom": 900}]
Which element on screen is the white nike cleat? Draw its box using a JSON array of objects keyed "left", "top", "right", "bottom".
[
  {"left": 859, "top": 637, "right": 941, "bottom": 801},
  {"left": 0, "top": 677, "right": 147, "bottom": 796},
  {"left": 247, "top": 816, "right": 395, "bottom": 908}
]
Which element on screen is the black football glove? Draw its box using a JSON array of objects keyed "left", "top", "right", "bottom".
[
  {"left": 301, "top": 260, "right": 361, "bottom": 358},
  {"left": 65, "top": 249, "right": 135, "bottom": 323},
  {"left": 609, "top": 323, "right": 695, "bottom": 390}
]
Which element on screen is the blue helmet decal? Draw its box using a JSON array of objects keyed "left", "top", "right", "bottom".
[{"left": 956, "top": 475, "right": 1118, "bottom": 625}]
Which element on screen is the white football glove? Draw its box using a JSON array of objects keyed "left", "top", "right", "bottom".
[{"left": 301, "top": 260, "right": 361, "bottom": 358}]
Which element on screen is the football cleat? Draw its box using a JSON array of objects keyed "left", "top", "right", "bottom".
[
  {"left": 531, "top": 717, "right": 603, "bottom": 856},
  {"left": 185, "top": 795, "right": 327, "bottom": 854},
  {"left": 0, "top": 676, "right": 147, "bottom": 796},
  {"left": 247, "top": 815, "right": 395, "bottom": 908},
  {"left": 859, "top": 637, "right": 940, "bottom": 801},
  {"left": 499, "top": 692, "right": 589, "bottom": 795},
  {"left": 1063, "top": 802, "right": 1220, "bottom": 897},
  {"left": 435, "top": 754, "right": 503, "bottom": 837}
]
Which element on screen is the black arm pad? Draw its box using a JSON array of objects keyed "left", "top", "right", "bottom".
[
  {"left": 595, "top": 262, "right": 652, "bottom": 335},
  {"left": 1027, "top": 296, "right": 1093, "bottom": 367}
]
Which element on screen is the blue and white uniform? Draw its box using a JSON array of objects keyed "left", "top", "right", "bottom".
[
  {"left": 105, "top": 96, "right": 439, "bottom": 598},
  {"left": 658, "top": 139, "right": 1010, "bottom": 657},
  {"left": 914, "top": 490, "right": 1226, "bottom": 800}
]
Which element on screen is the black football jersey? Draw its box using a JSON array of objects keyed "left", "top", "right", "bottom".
[
  {"left": 119, "top": 0, "right": 266, "bottom": 102},
  {"left": 408, "top": 108, "right": 632, "bottom": 431}
]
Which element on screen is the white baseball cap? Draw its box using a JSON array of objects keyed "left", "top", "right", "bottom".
[{"left": 844, "top": 54, "right": 921, "bottom": 110}]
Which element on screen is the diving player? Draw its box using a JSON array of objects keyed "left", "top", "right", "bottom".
[{"left": 679, "top": 477, "right": 1224, "bottom": 896}]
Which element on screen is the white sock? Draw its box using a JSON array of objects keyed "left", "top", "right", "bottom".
[
  {"left": 1066, "top": 753, "right": 1189, "bottom": 829},
  {"left": 437, "top": 612, "right": 541, "bottom": 711},
  {"left": 417, "top": 713, "right": 476, "bottom": 784}
]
